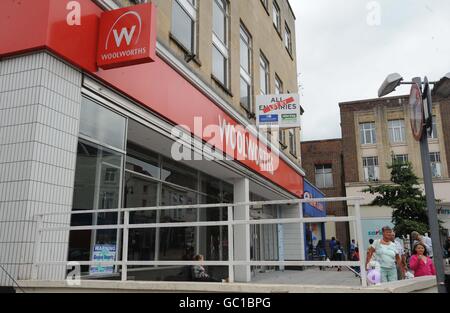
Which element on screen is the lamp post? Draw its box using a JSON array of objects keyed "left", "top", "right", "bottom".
[{"left": 378, "top": 73, "right": 450, "bottom": 294}]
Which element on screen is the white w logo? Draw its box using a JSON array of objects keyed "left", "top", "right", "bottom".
[
  {"left": 105, "top": 11, "right": 142, "bottom": 50},
  {"left": 113, "top": 26, "right": 136, "bottom": 47}
]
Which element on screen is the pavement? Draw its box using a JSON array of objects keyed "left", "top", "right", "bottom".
[{"left": 252, "top": 268, "right": 362, "bottom": 287}]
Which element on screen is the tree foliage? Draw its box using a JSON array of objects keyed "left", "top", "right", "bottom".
[{"left": 363, "top": 160, "right": 429, "bottom": 237}]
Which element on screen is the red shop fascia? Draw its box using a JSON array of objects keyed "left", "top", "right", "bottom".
[{"left": 0, "top": 0, "right": 304, "bottom": 198}]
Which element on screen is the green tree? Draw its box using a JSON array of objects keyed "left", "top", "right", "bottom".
[{"left": 363, "top": 160, "right": 429, "bottom": 237}]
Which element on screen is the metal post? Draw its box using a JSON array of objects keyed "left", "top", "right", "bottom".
[
  {"left": 418, "top": 96, "right": 447, "bottom": 293},
  {"left": 227, "top": 206, "right": 234, "bottom": 283},
  {"left": 121, "top": 211, "right": 129, "bottom": 281},
  {"left": 354, "top": 201, "right": 367, "bottom": 287},
  {"left": 31, "top": 215, "right": 43, "bottom": 280},
  {"left": 299, "top": 203, "right": 305, "bottom": 261}
]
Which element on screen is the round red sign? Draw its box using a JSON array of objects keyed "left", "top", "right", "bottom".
[{"left": 409, "top": 83, "right": 424, "bottom": 141}]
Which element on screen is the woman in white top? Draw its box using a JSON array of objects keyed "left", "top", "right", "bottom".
[{"left": 366, "top": 226, "right": 405, "bottom": 283}]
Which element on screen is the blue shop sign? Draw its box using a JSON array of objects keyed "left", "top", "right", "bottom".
[{"left": 303, "top": 180, "right": 326, "bottom": 218}]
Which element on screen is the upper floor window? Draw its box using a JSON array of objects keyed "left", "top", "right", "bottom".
[
  {"left": 393, "top": 154, "right": 409, "bottom": 164},
  {"left": 430, "top": 152, "right": 442, "bottom": 178},
  {"left": 272, "top": 1, "right": 281, "bottom": 32},
  {"left": 171, "top": 0, "right": 197, "bottom": 54},
  {"left": 289, "top": 129, "right": 297, "bottom": 156},
  {"left": 388, "top": 119, "right": 406, "bottom": 144},
  {"left": 285, "top": 23, "right": 292, "bottom": 54},
  {"left": 360, "top": 122, "right": 377, "bottom": 145},
  {"left": 363, "top": 157, "right": 379, "bottom": 182},
  {"left": 315, "top": 164, "right": 333, "bottom": 188},
  {"left": 275, "top": 74, "right": 283, "bottom": 95},
  {"left": 279, "top": 130, "right": 286, "bottom": 146},
  {"left": 259, "top": 53, "right": 270, "bottom": 95},
  {"left": 212, "top": 0, "right": 229, "bottom": 87},
  {"left": 240, "top": 24, "right": 252, "bottom": 111},
  {"left": 428, "top": 116, "right": 438, "bottom": 139}
]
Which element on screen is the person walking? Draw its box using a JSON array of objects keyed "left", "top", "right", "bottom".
[
  {"left": 409, "top": 243, "right": 436, "bottom": 277},
  {"left": 391, "top": 231, "right": 406, "bottom": 280},
  {"left": 349, "top": 239, "right": 356, "bottom": 260},
  {"left": 351, "top": 247, "right": 361, "bottom": 275},
  {"left": 366, "top": 226, "right": 405, "bottom": 283},
  {"left": 333, "top": 241, "right": 344, "bottom": 271},
  {"left": 329, "top": 237, "right": 337, "bottom": 260}
]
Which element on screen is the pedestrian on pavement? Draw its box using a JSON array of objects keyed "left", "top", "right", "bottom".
[
  {"left": 409, "top": 243, "right": 436, "bottom": 277},
  {"left": 411, "top": 231, "right": 433, "bottom": 258},
  {"left": 333, "top": 241, "right": 344, "bottom": 271},
  {"left": 349, "top": 239, "right": 356, "bottom": 260},
  {"left": 351, "top": 247, "right": 361, "bottom": 275},
  {"left": 366, "top": 226, "right": 405, "bottom": 283},
  {"left": 391, "top": 231, "right": 406, "bottom": 280},
  {"left": 329, "top": 237, "right": 337, "bottom": 260}
]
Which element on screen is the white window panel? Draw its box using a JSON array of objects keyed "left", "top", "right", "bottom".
[
  {"left": 178, "top": 0, "right": 197, "bottom": 19},
  {"left": 212, "top": 34, "right": 229, "bottom": 58}
]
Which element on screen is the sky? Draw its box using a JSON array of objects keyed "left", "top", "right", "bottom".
[{"left": 291, "top": 0, "right": 450, "bottom": 141}]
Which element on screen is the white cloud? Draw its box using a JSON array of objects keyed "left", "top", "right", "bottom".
[{"left": 293, "top": 0, "right": 450, "bottom": 141}]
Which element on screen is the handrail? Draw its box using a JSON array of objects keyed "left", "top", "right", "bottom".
[
  {"left": 30, "top": 197, "right": 368, "bottom": 288},
  {"left": 36, "top": 197, "right": 364, "bottom": 216}
]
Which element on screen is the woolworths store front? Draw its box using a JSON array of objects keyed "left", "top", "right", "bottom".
[{"left": 0, "top": 1, "right": 307, "bottom": 285}]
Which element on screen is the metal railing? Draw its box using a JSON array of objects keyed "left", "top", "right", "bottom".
[{"left": 31, "top": 196, "right": 368, "bottom": 287}]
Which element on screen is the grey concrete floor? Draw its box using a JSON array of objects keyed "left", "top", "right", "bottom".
[{"left": 252, "top": 268, "right": 362, "bottom": 287}]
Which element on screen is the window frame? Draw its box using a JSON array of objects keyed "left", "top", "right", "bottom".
[
  {"left": 428, "top": 116, "right": 438, "bottom": 140},
  {"left": 288, "top": 129, "right": 297, "bottom": 157},
  {"left": 388, "top": 119, "right": 406, "bottom": 144},
  {"left": 259, "top": 52, "right": 270, "bottom": 95},
  {"left": 171, "top": 0, "right": 198, "bottom": 55},
  {"left": 363, "top": 156, "right": 380, "bottom": 182},
  {"left": 272, "top": 1, "right": 281, "bottom": 33},
  {"left": 315, "top": 164, "right": 334, "bottom": 189},
  {"left": 430, "top": 152, "right": 442, "bottom": 178},
  {"left": 393, "top": 154, "right": 409, "bottom": 164},
  {"left": 284, "top": 22, "right": 293, "bottom": 54},
  {"left": 212, "top": 0, "right": 230, "bottom": 88},
  {"left": 275, "top": 74, "right": 283, "bottom": 95},
  {"left": 359, "top": 122, "right": 377, "bottom": 145},
  {"left": 239, "top": 23, "right": 253, "bottom": 111}
]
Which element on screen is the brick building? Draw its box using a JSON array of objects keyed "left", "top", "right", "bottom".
[
  {"left": 340, "top": 95, "right": 450, "bottom": 242},
  {"left": 301, "top": 139, "right": 349, "bottom": 251}
]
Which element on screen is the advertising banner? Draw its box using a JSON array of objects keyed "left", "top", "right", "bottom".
[{"left": 256, "top": 94, "right": 301, "bottom": 129}]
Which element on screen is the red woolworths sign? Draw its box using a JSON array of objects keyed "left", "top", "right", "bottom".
[{"left": 97, "top": 3, "right": 156, "bottom": 69}]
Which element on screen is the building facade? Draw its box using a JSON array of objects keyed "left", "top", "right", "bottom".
[
  {"left": 301, "top": 139, "right": 349, "bottom": 253},
  {"left": 340, "top": 95, "right": 450, "bottom": 243},
  {"left": 0, "top": 0, "right": 307, "bottom": 286},
  {"left": 114, "top": 0, "right": 302, "bottom": 161}
]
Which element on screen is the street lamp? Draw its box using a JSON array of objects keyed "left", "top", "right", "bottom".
[
  {"left": 378, "top": 73, "right": 449, "bottom": 294},
  {"left": 378, "top": 73, "right": 404, "bottom": 97}
]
